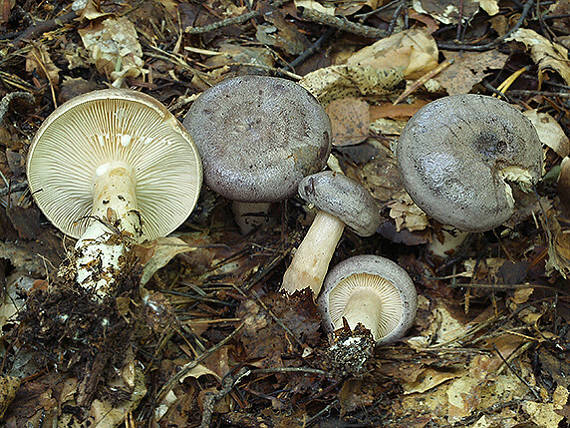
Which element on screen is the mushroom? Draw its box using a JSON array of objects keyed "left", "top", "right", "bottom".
[
  {"left": 317, "top": 255, "right": 417, "bottom": 344},
  {"left": 183, "top": 75, "right": 331, "bottom": 233},
  {"left": 27, "top": 89, "right": 202, "bottom": 297},
  {"left": 281, "top": 171, "right": 381, "bottom": 297},
  {"left": 397, "top": 94, "right": 542, "bottom": 235}
]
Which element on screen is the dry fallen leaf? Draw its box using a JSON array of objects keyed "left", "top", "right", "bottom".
[
  {"left": 136, "top": 236, "right": 196, "bottom": 285},
  {"left": 256, "top": 9, "right": 309, "bottom": 55},
  {"left": 370, "top": 99, "right": 428, "bottom": 120},
  {"left": 26, "top": 44, "right": 60, "bottom": 86},
  {"left": 326, "top": 97, "right": 370, "bottom": 146},
  {"left": 78, "top": 16, "right": 144, "bottom": 87},
  {"left": 412, "top": 0, "right": 479, "bottom": 24},
  {"left": 523, "top": 109, "right": 570, "bottom": 158},
  {"left": 388, "top": 191, "right": 430, "bottom": 232},
  {"left": 299, "top": 65, "right": 403, "bottom": 106},
  {"left": 506, "top": 28, "right": 570, "bottom": 86},
  {"left": 436, "top": 50, "right": 508, "bottom": 95},
  {"left": 346, "top": 28, "right": 439, "bottom": 79}
]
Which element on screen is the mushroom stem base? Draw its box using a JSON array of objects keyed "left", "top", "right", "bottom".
[
  {"left": 281, "top": 210, "right": 345, "bottom": 297},
  {"left": 75, "top": 162, "right": 142, "bottom": 299}
]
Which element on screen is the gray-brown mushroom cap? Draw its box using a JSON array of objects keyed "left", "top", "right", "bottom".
[
  {"left": 183, "top": 75, "right": 332, "bottom": 202},
  {"left": 317, "top": 255, "right": 418, "bottom": 344},
  {"left": 396, "top": 94, "right": 542, "bottom": 232},
  {"left": 298, "top": 171, "right": 380, "bottom": 237}
]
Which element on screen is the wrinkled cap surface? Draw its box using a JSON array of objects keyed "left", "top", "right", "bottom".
[
  {"left": 27, "top": 89, "right": 203, "bottom": 239},
  {"left": 397, "top": 94, "right": 542, "bottom": 232},
  {"left": 317, "top": 255, "right": 418, "bottom": 344},
  {"left": 183, "top": 75, "right": 331, "bottom": 202},
  {"left": 298, "top": 171, "right": 380, "bottom": 237}
]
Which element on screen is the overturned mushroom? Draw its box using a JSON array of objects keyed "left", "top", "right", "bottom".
[
  {"left": 397, "top": 94, "right": 542, "bottom": 234},
  {"left": 317, "top": 255, "right": 417, "bottom": 344},
  {"left": 27, "top": 89, "right": 202, "bottom": 297},
  {"left": 281, "top": 171, "right": 381, "bottom": 297},
  {"left": 183, "top": 75, "right": 331, "bottom": 233}
]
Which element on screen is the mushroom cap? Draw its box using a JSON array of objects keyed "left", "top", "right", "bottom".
[
  {"left": 317, "top": 255, "right": 417, "bottom": 344},
  {"left": 27, "top": 89, "right": 203, "bottom": 239},
  {"left": 298, "top": 171, "right": 380, "bottom": 237},
  {"left": 397, "top": 94, "right": 542, "bottom": 232},
  {"left": 183, "top": 75, "right": 331, "bottom": 202}
]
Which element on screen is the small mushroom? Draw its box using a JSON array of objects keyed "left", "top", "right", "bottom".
[
  {"left": 281, "top": 171, "right": 381, "bottom": 296},
  {"left": 397, "top": 94, "right": 542, "bottom": 233},
  {"left": 317, "top": 255, "right": 417, "bottom": 344},
  {"left": 27, "top": 89, "right": 202, "bottom": 297},
  {"left": 183, "top": 75, "right": 331, "bottom": 233}
]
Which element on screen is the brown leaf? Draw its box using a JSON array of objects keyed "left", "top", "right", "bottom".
[
  {"left": 347, "top": 28, "right": 439, "bottom": 79},
  {"left": 326, "top": 97, "right": 370, "bottom": 146},
  {"left": 436, "top": 50, "right": 508, "bottom": 95},
  {"left": 25, "top": 44, "right": 60, "bottom": 86},
  {"left": 256, "top": 9, "right": 309, "bottom": 55},
  {"left": 370, "top": 99, "right": 428, "bottom": 121}
]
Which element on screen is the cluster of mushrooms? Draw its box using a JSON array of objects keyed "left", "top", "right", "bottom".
[{"left": 26, "top": 74, "right": 543, "bottom": 348}]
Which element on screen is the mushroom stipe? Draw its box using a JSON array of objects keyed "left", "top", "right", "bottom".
[{"left": 27, "top": 89, "right": 203, "bottom": 298}]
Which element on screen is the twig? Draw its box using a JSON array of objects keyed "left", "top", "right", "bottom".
[
  {"left": 493, "top": 343, "right": 541, "bottom": 400},
  {"left": 393, "top": 58, "right": 454, "bottom": 105},
  {"left": 505, "top": 89, "right": 570, "bottom": 98},
  {"left": 288, "top": 27, "right": 335, "bottom": 70},
  {"left": 387, "top": 1, "right": 405, "bottom": 36},
  {"left": 437, "top": 0, "right": 535, "bottom": 51},
  {"left": 12, "top": 10, "right": 78, "bottom": 47},
  {"left": 155, "top": 322, "right": 244, "bottom": 405},
  {"left": 300, "top": 8, "right": 387, "bottom": 38},
  {"left": 482, "top": 81, "right": 511, "bottom": 102},
  {"left": 185, "top": 0, "right": 290, "bottom": 34},
  {"left": 199, "top": 367, "right": 250, "bottom": 428},
  {"left": 355, "top": 0, "right": 401, "bottom": 22}
]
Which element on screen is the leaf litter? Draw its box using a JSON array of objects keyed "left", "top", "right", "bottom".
[{"left": 0, "top": 0, "right": 568, "bottom": 427}]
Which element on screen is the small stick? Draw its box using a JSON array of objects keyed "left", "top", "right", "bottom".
[
  {"left": 185, "top": 0, "right": 290, "bottom": 34},
  {"left": 438, "top": 0, "right": 535, "bottom": 51},
  {"left": 393, "top": 59, "right": 454, "bottom": 105},
  {"left": 12, "top": 10, "right": 78, "bottom": 48},
  {"left": 300, "top": 8, "right": 387, "bottom": 38}
]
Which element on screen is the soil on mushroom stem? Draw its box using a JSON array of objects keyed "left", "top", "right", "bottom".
[{"left": 7, "top": 250, "right": 143, "bottom": 409}]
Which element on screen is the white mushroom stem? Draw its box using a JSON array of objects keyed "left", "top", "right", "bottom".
[
  {"left": 232, "top": 201, "right": 271, "bottom": 234},
  {"left": 335, "top": 288, "right": 385, "bottom": 340},
  {"left": 281, "top": 210, "right": 344, "bottom": 297},
  {"left": 75, "top": 161, "right": 143, "bottom": 298},
  {"left": 429, "top": 229, "right": 469, "bottom": 258}
]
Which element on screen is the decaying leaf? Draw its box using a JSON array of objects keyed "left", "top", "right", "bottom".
[
  {"left": 326, "top": 97, "right": 370, "bottom": 146},
  {"left": 136, "top": 236, "right": 196, "bottom": 285},
  {"left": 506, "top": 28, "right": 570, "bottom": 86},
  {"left": 294, "top": 0, "right": 334, "bottom": 15},
  {"left": 523, "top": 109, "right": 569, "bottom": 158},
  {"left": 25, "top": 44, "right": 60, "bottom": 85},
  {"left": 402, "top": 367, "right": 462, "bottom": 394},
  {"left": 78, "top": 16, "right": 144, "bottom": 87},
  {"left": 544, "top": 213, "right": 570, "bottom": 278},
  {"left": 299, "top": 65, "right": 404, "bottom": 106},
  {"left": 370, "top": 99, "right": 428, "bottom": 120},
  {"left": 436, "top": 50, "right": 508, "bottom": 95},
  {"left": 204, "top": 43, "right": 275, "bottom": 68},
  {"left": 388, "top": 191, "right": 430, "bottom": 232},
  {"left": 0, "top": 376, "right": 20, "bottom": 418},
  {"left": 522, "top": 385, "right": 568, "bottom": 428},
  {"left": 256, "top": 9, "right": 309, "bottom": 55},
  {"left": 347, "top": 28, "right": 439, "bottom": 79},
  {"left": 412, "top": 0, "right": 480, "bottom": 24}
]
